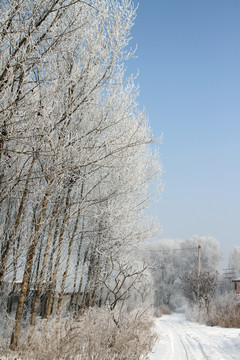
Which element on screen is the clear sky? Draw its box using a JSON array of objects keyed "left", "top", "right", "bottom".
[{"left": 127, "top": 0, "right": 240, "bottom": 267}]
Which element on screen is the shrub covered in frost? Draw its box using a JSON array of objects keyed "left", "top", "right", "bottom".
[
  {"left": 0, "top": 307, "right": 157, "bottom": 360},
  {"left": 187, "top": 293, "right": 240, "bottom": 328}
]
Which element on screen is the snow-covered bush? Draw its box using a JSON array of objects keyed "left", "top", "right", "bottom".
[
  {"left": 187, "top": 293, "right": 240, "bottom": 328},
  {"left": 206, "top": 293, "right": 240, "bottom": 328},
  {"left": 0, "top": 307, "right": 157, "bottom": 360},
  {"left": 153, "top": 304, "right": 172, "bottom": 318}
]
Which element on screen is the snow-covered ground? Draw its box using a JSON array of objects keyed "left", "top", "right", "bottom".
[{"left": 148, "top": 311, "right": 240, "bottom": 360}]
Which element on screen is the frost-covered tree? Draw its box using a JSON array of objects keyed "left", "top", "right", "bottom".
[
  {"left": 180, "top": 268, "right": 219, "bottom": 312},
  {"left": 228, "top": 246, "right": 240, "bottom": 278},
  {"left": 180, "top": 236, "right": 222, "bottom": 272},
  {"left": 0, "top": 0, "right": 162, "bottom": 349},
  {"left": 143, "top": 240, "right": 182, "bottom": 308}
]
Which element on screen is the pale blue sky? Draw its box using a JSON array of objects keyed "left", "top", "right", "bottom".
[{"left": 128, "top": 0, "right": 240, "bottom": 266}]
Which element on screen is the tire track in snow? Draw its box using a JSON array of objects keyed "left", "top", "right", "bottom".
[
  {"left": 148, "top": 312, "right": 240, "bottom": 360},
  {"left": 169, "top": 317, "right": 210, "bottom": 359}
]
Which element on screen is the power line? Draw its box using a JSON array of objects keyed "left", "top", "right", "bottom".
[{"left": 147, "top": 247, "right": 198, "bottom": 253}]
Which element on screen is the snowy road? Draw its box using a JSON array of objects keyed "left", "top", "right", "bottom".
[{"left": 148, "top": 312, "right": 240, "bottom": 360}]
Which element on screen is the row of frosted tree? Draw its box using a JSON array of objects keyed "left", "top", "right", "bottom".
[
  {"left": 143, "top": 236, "right": 222, "bottom": 309},
  {"left": 0, "top": 0, "right": 162, "bottom": 349}
]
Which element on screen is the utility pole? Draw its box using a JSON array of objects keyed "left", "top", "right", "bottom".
[{"left": 197, "top": 245, "right": 201, "bottom": 298}]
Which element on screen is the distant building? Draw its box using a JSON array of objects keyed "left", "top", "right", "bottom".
[{"left": 232, "top": 279, "right": 240, "bottom": 294}]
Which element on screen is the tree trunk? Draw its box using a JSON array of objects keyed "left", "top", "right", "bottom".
[
  {"left": 0, "top": 158, "right": 35, "bottom": 291},
  {"left": 69, "top": 219, "right": 85, "bottom": 312},
  {"left": 10, "top": 180, "right": 52, "bottom": 350},
  {"left": 30, "top": 197, "right": 58, "bottom": 326},
  {"left": 45, "top": 185, "right": 72, "bottom": 320},
  {"left": 57, "top": 204, "right": 81, "bottom": 314},
  {"left": 74, "top": 244, "right": 90, "bottom": 317}
]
